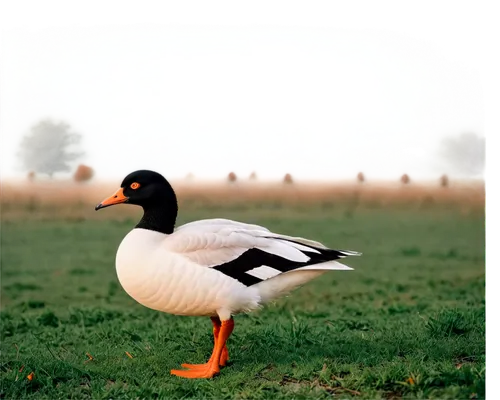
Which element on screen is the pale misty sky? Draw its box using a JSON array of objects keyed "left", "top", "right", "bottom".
[{"left": 0, "top": 1, "right": 495, "bottom": 182}]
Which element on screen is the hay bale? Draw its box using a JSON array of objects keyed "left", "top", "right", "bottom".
[
  {"left": 73, "top": 164, "right": 94, "bottom": 182},
  {"left": 357, "top": 172, "right": 365, "bottom": 183},
  {"left": 440, "top": 174, "right": 449, "bottom": 187},
  {"left": 400, "top": 174, "right": 410, "bottom": 184},
  {"left": 283, "top": 173, "right": 293, "bottom": 184},
  {"left": 249, "top": 171, "right": 257, "bottom": 180},
  {"left": 27, "top": 171, "right": 35, "bottom": 182},
  {"left": 227, "top": 172, "right": 237, "bottom": 182}
]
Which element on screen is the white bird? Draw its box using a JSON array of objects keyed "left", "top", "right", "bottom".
[{"left": 95, "top": 170, "right": 360, "bottom": 379}]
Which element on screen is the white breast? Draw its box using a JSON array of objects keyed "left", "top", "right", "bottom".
[{"left": 115, "top": 229, "right": 260, "bottom": 317}]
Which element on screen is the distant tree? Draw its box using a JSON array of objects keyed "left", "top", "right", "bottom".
[
  {"left": 439, "top": 133, "right": 485, "bottom": 176},
  {"left": 18, "top": 119, "right": 84, "bottom": 178}
]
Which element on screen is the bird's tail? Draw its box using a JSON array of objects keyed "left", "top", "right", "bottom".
[{"left": 253, "top": 259, "right": 356, "bottom": 304}]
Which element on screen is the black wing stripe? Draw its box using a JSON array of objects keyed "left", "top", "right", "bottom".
[{"left": 212, "top": 246, "right": 344, "bottom": 286}]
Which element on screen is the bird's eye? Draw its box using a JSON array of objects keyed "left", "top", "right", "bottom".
[{"left": 130, "top": 182, "right": 140, "bottom": 190}]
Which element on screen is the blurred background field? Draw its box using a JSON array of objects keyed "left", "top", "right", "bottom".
[{"left": 0, "top": 178, "right": 485, "bottom": 221}]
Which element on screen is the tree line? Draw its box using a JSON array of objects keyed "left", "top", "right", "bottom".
[{"left": 15, "top": 116, "right": 486, "bottom": 178}]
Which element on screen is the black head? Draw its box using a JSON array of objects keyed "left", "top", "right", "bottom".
[
  {"left": 95, "top": 170, "right": 178, "bottom": 234},
  {"left": 120, "top": 170, "right": 176, "bottom": 208}
]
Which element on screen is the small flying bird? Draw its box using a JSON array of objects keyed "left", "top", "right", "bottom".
[{"left": 95, "top": 170, "right": 360, "bottom": 379}]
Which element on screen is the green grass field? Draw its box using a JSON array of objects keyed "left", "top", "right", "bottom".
[{"left": 0, "top": 201, "right": 485, "bottom": 399}]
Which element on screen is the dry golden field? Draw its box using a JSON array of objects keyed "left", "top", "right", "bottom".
[{"left": 1, "top": 178, "right": 484, "bottom": 221}]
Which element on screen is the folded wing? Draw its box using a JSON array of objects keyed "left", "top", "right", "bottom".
[{"left": 164, "top": 218, "right": 360, "bottom": 287}]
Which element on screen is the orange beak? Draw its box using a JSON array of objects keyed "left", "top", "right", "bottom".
[{"left": 95, "top": 187, "right": 129, "bottom": 210}]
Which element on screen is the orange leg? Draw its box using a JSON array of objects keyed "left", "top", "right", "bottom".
[
  {"left": 212, "top": 317, "right": 230, "bottom": 367},
  {"left": 179, "top": 317, "right": 230, "bottom": 370},
  {"left": 171, "top": 318, "right": 234, "bottom": 379}
]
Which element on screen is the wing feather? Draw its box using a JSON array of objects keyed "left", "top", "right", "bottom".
[{"left": 163, "top": 218, "right": 358, "bottom": 286}]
